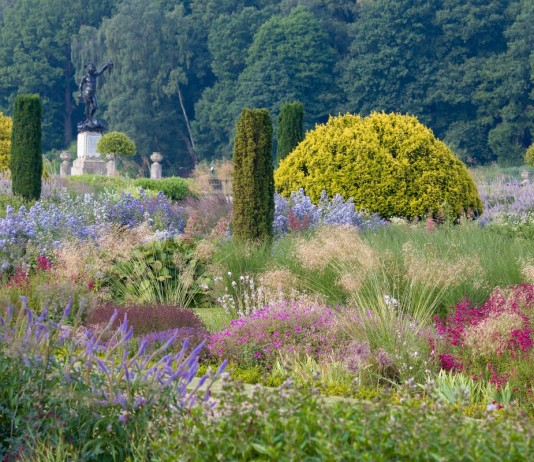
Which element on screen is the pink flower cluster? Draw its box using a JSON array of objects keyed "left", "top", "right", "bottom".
[
  {"left": 434, "top": 284, "right": 533, "bottom": 384},
  {"left": 208, "top": 300, "right": 346, "bottom": 367}
]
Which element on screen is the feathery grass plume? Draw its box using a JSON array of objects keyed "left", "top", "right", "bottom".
[
  {"left": 464, "top": 311, "right": 526, "bottom": 357},
  {"left": 294, "top": 225, "right": 378, "bottom": 295},
  {"left": 54, "top": 223, "right": 153, "bottom": 287},
  {"left": 402, "top": 241, "right": 486, "bottom": 289}
]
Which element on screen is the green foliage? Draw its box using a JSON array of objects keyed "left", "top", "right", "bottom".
[
  {"left": 10, "top": 94, "right": 42, "bottom": 200},
  {"left": 0, "top": 193, "right": 33, "bottom": 218},
  {"left": 228, "top": 364, "right": 263, "bottom": 384},
  {"left": 276, "top": 101, "right": 304, "bottom": 165},
  {"left": 96, "top": 131, "right": 136, "bottom": 156},
  {"left": 157, "top": 379, "right": 533, "bottom": 461},
  {"left": 275, "top": 112, "right": 483, "bottom": 220},
  {"left": 232, "top": 108, "right": 274, "bottom": 243},
  {"left": 105, "top": 239, "right": 207, "bottom": 307},
  {"left": 65, "top": 174, "right": 129, "bottom": 193},
  {"left": 428, "top": 371, "right": 514, "bottom": 407},
  {"left": 525, "top": 144, "right": 534, "bottom": 166},
  {"left": 0, "top": 111, "right": 12, "bottom": 171},
  {"left": 133, "top": 177, "right": 191, "bottom": 201}
]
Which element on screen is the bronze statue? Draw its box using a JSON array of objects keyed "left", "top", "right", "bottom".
[{"left": 77, "top": 59, "right": 113, "bottom": 132}]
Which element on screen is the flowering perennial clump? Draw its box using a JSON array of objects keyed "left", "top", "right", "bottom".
[
  {"left": 434, "top": 284, "right": 533, "bottom": 389},
  {"left": 208, "top": 300, "right": 346, "bottom": 367},
  {"left": 0, "top": 189, "right": 186, "bottom": 276},
  {"left": 0, "top": 296, "right": 224, "bottom": 416},
  {"left": 274, "top": 189, "right": 387, "bottom": 236}
]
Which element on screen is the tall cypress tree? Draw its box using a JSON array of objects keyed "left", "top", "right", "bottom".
[
  {"left": 232, "top": 108, "right": 274, "bottom": 243},
  {"left": 10, "top": 94, "right": 42, "bottom": 200},
  {"left": 276, "top": 101, "right": 304, "bottom": 165}
]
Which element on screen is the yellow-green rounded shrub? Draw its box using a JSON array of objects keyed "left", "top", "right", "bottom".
[
  {"left": 275, "top": 113, "right": 483, "bottom": 219},
  {"left": 525, "top": 144, "right": 534, "bottom": 167},
  {"left": 0, "top": 111, "right": 12, "bottom": 171}
]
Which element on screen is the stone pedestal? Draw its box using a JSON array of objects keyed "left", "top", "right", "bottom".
[
  {"left": 106, "top": 154, "right": 117, "bottom": 177},
  {"left": 77, "top": 131, "right": 102, "bottom": 158},
  {"left": 71, "top": 131, "right": 106, "bottom": 175},
  {"left": 71, "top": 157, "right": 107, "bottom": 175},
  {"left": 59, "top": 151, "right": 72, "bottom": 177},
  {"left": 150, "top": 152, "right": 163, "bottom": 179}
]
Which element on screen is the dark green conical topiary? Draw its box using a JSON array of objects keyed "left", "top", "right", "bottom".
[
  {"left": 10, "top": 94, "right": 42, "bottom": 200},
  {"left": 276, "top": 101, "right": 304, "bottom": 166},
  {"left": 232, "top": 108, "right": 274, "bottom": 243}
]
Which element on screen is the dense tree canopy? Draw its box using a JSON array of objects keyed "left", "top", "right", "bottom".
[{"left": 0, "top": 0, "right": 532, "bottom": 170}]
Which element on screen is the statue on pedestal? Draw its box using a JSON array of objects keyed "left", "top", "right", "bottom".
[{"left": 77, "top": 59, "right": 113, "bottom": 133}]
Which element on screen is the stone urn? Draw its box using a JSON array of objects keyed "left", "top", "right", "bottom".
[
  {"left": 59, "top": 151, "right": 72, "bottom": 177},
  {"left": 150, "top": 152, "right": 163, "bottom": 179}
]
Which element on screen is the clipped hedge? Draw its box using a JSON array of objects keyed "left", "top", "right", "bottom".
[
  {"left": 66, "top": 174, "right": 129, "bottom": 193},
  {"left": 232, "top": 108, "right": 274, "bottom": 243},
  {"left": 10, "top": 94, "right": 42, "bottom": 200},
  {"left": 276, "top": 101, "right": 304, "bottom": 166},
  {"left": 133, "top": 177, "right": 191, "bottom": 201},
  {"left": 275, "top": 113, "right": 483, "bottom": 219}
]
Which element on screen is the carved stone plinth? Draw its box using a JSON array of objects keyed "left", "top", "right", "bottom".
[{"left": 71, "top": 157, "right": 107, "bottom": 176}]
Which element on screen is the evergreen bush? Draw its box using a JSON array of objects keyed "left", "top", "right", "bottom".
[
  {"left": 96, "top": 131, "right": 136, "bottom": 157},
  {"left": 232, "top": 108, "right": 274, "bottom": 242},
  {"left": 133, "top": 177, "right": 191, "bottom": 201},
  {"left": 275, "top": 112, "right": 483, "bottom": 220},
  {"left": 10, "top": 94, "right": 42, "bottom": 200},
  {"left": 276, "top": 101, "right": 304, "bottom": 165},
  {"left": 0, "top": 112, "right": 12, "bottom": 171}
]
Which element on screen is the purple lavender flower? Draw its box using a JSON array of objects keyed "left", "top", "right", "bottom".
[{"left": 273, "top": 189, "right": 387, "bottom": 236}]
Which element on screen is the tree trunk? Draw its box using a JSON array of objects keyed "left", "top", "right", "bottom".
[
  {"left": 176, "top": 83, "right": 198, "bottom": 165},
  {"left": 64, "top": 60, "right": 73, "bottom": 146}
]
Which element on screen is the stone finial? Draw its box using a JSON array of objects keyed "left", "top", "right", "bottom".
[{"left": 60, "top": 151, "right": 72, "bottom": 177}]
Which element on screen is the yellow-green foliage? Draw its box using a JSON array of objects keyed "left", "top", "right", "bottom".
[
  {"left": 525, "top": 144, "right": 534, "bottom": 167},
  {"left": 0, "top": 111, "right": 13, "bottom": 171},
  {"left": 275, "top": 112, "right": 483, "bottom": 219}
]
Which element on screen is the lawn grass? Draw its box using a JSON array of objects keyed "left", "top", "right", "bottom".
[{"left": 192, "top": 306, "right": 231, "bottom": 332}]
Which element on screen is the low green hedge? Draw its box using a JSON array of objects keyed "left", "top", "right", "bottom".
[
  {"left": 66, "top": 175, "right": 129, "bottom": 193},
  {"left": 133, "top": 177, "right": 191, "bottom": 200}
]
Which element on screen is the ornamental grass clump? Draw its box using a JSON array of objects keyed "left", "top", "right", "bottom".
[
  {"left": 208, "top": 300, "right": 346, "bottom": 368},
  {"left": 294, "top": 225, "right": 379, "bottom": 294}
]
